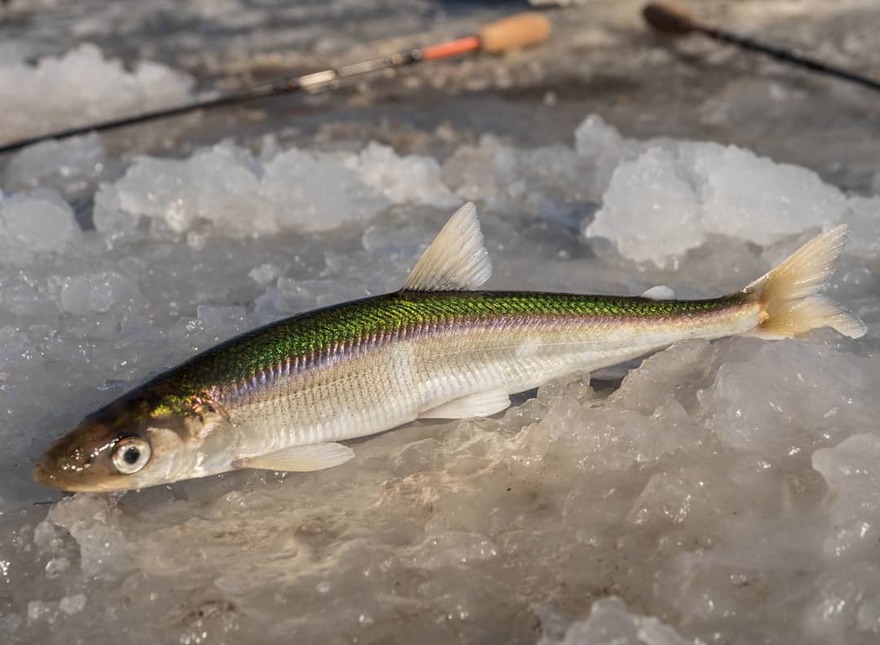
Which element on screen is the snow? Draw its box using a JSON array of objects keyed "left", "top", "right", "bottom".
[{"left": 2, "top": 0, "right": 880, "bottom": 644}]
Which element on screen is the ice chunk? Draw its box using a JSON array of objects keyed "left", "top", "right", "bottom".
[
  {"left": 403, "top": 532, "right": 498, "bottom": 570},
  {"left": 253, "top": 277, "right": 336, "bottom": 321},
  {"left": 567, "top": 400, "right": 695, "bottom": 472},
  {"left": 196, "top": 304, "right": 248, "bottom": 337},
  {"left": 702, "top": 340, "right": 877, "bottom": 455},
  {"left": 0, "top": 44, "right": 193, "bottom": 141},
  {"left": 584, "top": 146, "right": 706, "bottom": 265},
  {"left": 584, "top": 138, "right": 848, "bottom": 267},
  {"left": 94, "top": 144, "right": 261, "bottom": 237},
  {"left": 261, "top": 147, "right": 387, "bottom": 233},
  {"left": 43, "top": 557, "right": 70, "bottom": 579},
  {"left": 694, "top": 144, "right": 848, "bottom": 244},
  {"left": 538, "top": 598, "right": 692, "bottom": 645},
  {"left": 39, "top": 495, "right": 133, "bottom": 579},
  {"left": 628, "top": 465, "right": 724, "bottom": 529},
  {"left": 574, "top": 114, "right": 643, "bottom": 196},
  {"left": 94, "top": 143, "right": 392, "bottom": 238},
  {"left": 248, "top": 263, "right": 281, "bottom": 287},
  {"left": 346, "top": 142, "right": 458, "bottom": 208},
  {"left": 26, "top": 600, "right": 57, "bottom": 625},
  {"left": 442, "top": 135, "right": 590, "bottom": 210},
  {"left": 574, "top": 114, "right": 626, "bottom": 159},
  {"left": 802, "top": 564, "right": 880, "bottom": 643},
  {"left": 51, "top": 272, "right": 142, "bottom": 316},
  {"left": 58, "top": 594, "right": 86, "bottom": 615},
  {"left": 813, "top": 435, "right": 880, "bottom": 563},
  {"left": 0, "top": 326, "right": 32, "bottom": 371},
  {"left": 442, "top": 135, "right": 515, "bottom": 203},
  {"left": 4, "top": 134, "right": 107, "bottom": 193},
  {"left": 845, "top": 196, "right": 880, "bottom": 259},
  {"left": 0, "top": 190, "right": 80, "bottom": 260}
]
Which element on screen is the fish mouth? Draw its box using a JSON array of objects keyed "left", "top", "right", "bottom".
[
  {"left": 32, "top": 452, "right": 96, "bottom": 492},
  {"left": 32, "top": 459, "right": 117, "bottom": 493},
  {"left": 32, "top": 458, "right": 62, "bottom": 489}
]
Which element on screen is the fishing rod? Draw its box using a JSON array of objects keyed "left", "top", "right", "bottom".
[
  {"left": 642, "top": 2, "right": 880, "bottom": 94},
  {"left": 0, "top": 12, "right": 551, "bottom": 155}
]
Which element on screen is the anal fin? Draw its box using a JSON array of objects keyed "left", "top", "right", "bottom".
[
  {"left": 236, "top": 443, "right": 355, "bottom": 472},
  {"left": 420, "top": 389, "right": 511, "bottom": 419}
]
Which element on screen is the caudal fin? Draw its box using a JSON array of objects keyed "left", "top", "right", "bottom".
[{"left": 744, "top": 225, "right": 866, "bottom": 339}]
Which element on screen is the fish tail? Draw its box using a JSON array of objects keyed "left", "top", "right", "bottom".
[{"left": 743, "top": 225, "right": 866, "bottom": 339}]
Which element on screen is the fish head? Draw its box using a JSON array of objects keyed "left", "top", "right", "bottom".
[{"left": 33, "top": 386, "right": 236, "bottom": 492}]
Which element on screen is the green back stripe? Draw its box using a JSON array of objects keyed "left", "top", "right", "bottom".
[{"left": 164, "top": 290, "right": 746, "bottom": 393}]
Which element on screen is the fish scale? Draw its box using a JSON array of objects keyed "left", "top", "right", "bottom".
[
  {"left": 201, "top": 290, "right": 758, "bottom": 459},
  {"left": 170, "top": 290, "right": 748, "bottom": 396}
]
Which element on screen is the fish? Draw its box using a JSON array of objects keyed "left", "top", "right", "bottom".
[{"left": 33, "top": 203, "right": 866, "bottom": 492}]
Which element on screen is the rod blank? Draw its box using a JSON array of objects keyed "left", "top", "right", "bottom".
[{"left": 643, "top": 2, "right": 880, "bottom": 94}]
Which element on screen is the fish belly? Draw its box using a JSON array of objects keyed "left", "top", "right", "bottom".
[{"left": 225, "top": 307, "right": 758, "bottom": 458}]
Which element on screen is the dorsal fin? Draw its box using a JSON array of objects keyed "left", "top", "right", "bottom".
[{"left": 403, "top": 202, "right": 492, "bottom": 291}]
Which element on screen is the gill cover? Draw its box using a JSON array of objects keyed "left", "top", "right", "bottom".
[{"left": 33, "top": 386, "right": 231, "bottom": 492}]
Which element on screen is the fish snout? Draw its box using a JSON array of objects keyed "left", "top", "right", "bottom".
[
  {"left": 32, "top": 456, "right": 62, "bottom": 489},
  {"left": 31, "top": 426, "right": 110, "bottom": 491}
]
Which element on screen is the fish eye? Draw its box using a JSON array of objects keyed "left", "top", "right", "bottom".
[{"left": 111, "top": 437, "right": 151, "bottom": 474}]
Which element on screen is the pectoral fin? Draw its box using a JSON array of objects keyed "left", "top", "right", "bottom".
[
  {"left": 420, "top": 389, "right": 511, "bottom": 419},
  {"left": 237, "top": 443, "right": 355, "bottom": 472}
]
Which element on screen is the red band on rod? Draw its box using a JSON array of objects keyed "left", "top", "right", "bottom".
[{"left": 421, "top": 36, "right": 481, "bottom": 61}]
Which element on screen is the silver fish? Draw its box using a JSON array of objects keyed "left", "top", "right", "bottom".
[{"left": 34, "top": 203, "right": 865, "bottom": 492}]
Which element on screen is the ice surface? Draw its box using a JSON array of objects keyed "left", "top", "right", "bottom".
[{"left": 2, "top": 1, "right": 880, "bottom": 643}]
